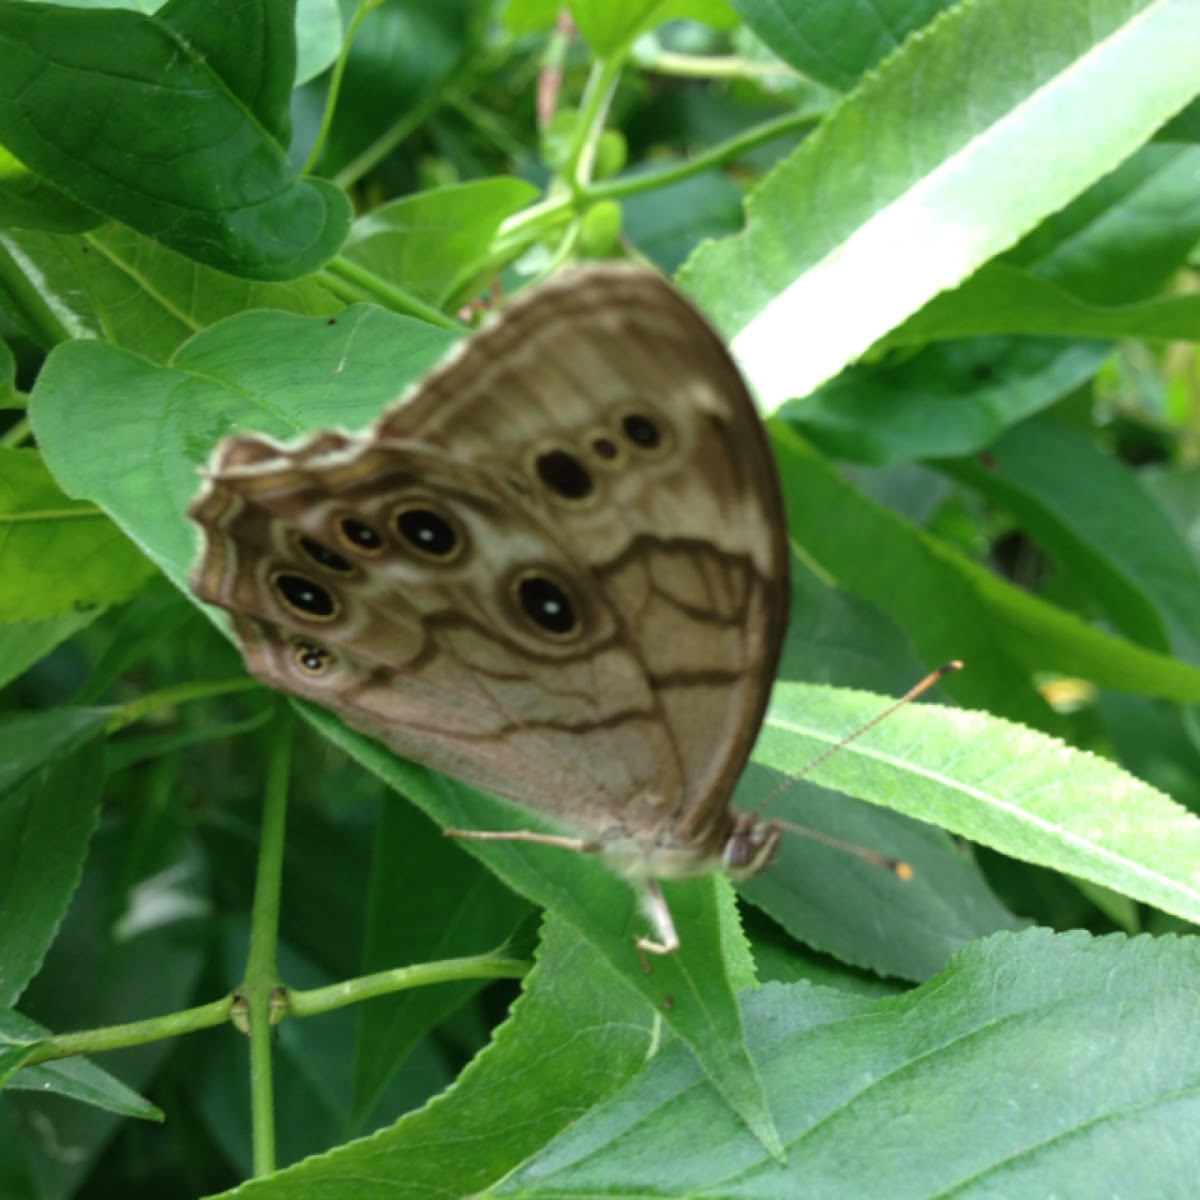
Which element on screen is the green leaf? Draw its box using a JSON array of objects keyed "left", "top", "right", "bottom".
[
  {"left": 0, "top": 145, "right": 98, "bottom": 234},
  {"left": 568, "top": 0, "right": 736, "bottom": 55},
  {"left": 0, "top": 224, "right": 339, "bottom": 360},
  {"left": 0, "top": 708, "right": 109, "bottom": 798},
  {"left": 732, "top": 0, "right": 955, "bottom": 91},
  {"left": 786, "top": 337, "right": 1109, "bottom": 465},
  {"left": 747, "top": 564, "right": 1023, "bottom": 982},
  {"left": 343, "top": 178, "right": 541, "bottom": 307},
  {"left": 0, "top": 612, "right": 99, "bottom": 691},
  {"left": 0, "top": 736, "right": 104, "bottom": 1006},
  {"left": 0, "top": 0, "right": 351, "bottom": 279},
  {"left": 352, "top": 798, "right": 533, "bottom": 1125},
  {"left": 682, "top": 0, "right": 1200, "bottom": 409},
  {"left": 0, "top": 448, "right": 154, "bottom": 620},
  {"left": 0, "top": 1011, "right": 160, "bottom": 1121},
  {"left": 740, "top": 771, "right": 1024, "bottom": 982},
  {"left": 28, "top": 306, "right": 459, "bottom": 584},
  {"left": 314, "top": 0, "right": 478, "bottom": 180},
  {"left": 774, "top": 429, "right": 1200, "bottom": 710},
  {"left": 757, "top": 682, "right": 1200, "bottom": 927},
  {"left": 204, "top": 915, "right": 657, "bottom": 1199},
  {"left": 887, "top": 263, "right": 1200, "bottom": 346},
  {"left": 320, "top": 715, "right": 783, "bottom": 1156},
  {"left": 491, "top": 930, "right": 1200, "bottom": 1195},
  {"left": 946, "top": 418, "right": 1200, "bottom": 665}
]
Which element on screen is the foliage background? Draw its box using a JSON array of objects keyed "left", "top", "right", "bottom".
[{"left": 2, "top": 0, "right": 1200, "bottom": 1196}]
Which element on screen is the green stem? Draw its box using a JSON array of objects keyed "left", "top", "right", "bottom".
[
  {"left": 319, "top": 258, "right": 462, "bottom": 329},
  {"left": 241, "top": 712, "right": 293, "bottom": 1178},
  {"left": 561, "top": 57, "right": 623, "bottom": 194},
  {"left": 637, "top": 50, "right": 800, "bottom": 81},
  {"left": 0, "top": 505, "right": 104, "bottom": 522},
  {"left": 490, "top": 110, "right": 814, "bottom": 265},
  {"left": 303, "top": 1, "right": 373, "bottom": 175},
  {"left": 21, "top": 996, "right": 234, "bottom": 1065},
  {"left": 588, "top": 110, "right": 817, "bottom": 202},
  {"left": 107, "top": 677, "right": 261, "bottom": 734},
  {"left": 289, "top": 952, "right": 529, "bottom": 1019},
  {"left": 0, "top": 416, "right": 30, "bottom": 448}
]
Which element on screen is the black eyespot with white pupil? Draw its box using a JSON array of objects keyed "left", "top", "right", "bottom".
[
  {"left": 293, "top": 641, "right": 333, "bottom": 674},
  {"left": 340, "top": 518, "right": 383, "bottom": 551},
  {"left": 621, "top": 412, "right": 661, "bottom": 449},
  {"left": 299, "top": 536, "right": 352, "bottom": 573},
  {"left": 516, "top": 573, "right": 578, "bottom": 637},
  {"left": 395, "top": 504, "right": 460, "bottom": 560},
  {"left": 273, "top": 573, "right": 338, "bottom": 620}
]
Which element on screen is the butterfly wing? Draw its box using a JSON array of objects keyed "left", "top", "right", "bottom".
[{"left": 188, "top": 265, "right": 789, "bottom": 871}]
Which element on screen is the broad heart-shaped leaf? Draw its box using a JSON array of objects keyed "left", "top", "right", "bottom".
[
  {"left": 0, "top": 223, "right": 338, "bottom": 362},
  {"left": 28, "top": 306, "right": 782, "bottom": 1155},
  {"left": 0, "top": 0, "right": 350, "bottom": 279},
  {"left": 758, "top": 682, "right": 1200, "bottom": 928},
  {"left": 681, "top": 0, "right": 1200, "bottom": 409},
  {"left": 489, "top": 929, "right": 1200, "bottom": 1196},
  {"left": 0, "top": 1011, "right": 160, "bottom": 1122},
  {"left": 205, "top": 915, "right": 658, "bottom": 1200}
]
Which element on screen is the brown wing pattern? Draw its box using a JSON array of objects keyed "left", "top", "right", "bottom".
[{"left": 188, "top": 265, "right": 788, "bottom": 872}]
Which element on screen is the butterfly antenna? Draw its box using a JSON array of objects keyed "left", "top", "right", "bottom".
[
  {"left": 753, "top": 660, "right": 964, "bottom": 872},
  {"left": 771, "top": 820, "right": 916, "bottom": 880}
]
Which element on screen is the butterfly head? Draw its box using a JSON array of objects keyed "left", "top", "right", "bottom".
[{"left": 720, "top": 810, "right": 782, "bottom": 881}]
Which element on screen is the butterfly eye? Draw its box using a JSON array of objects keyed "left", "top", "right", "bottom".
[
  {"left": 272, "top": 572, "right": 339, "bottom": 621},
  {"left": 511, "top": 569, "right": 580, "bottom": 639},
  {"left": 297, "top": 536, "right": 353, "bottom": 573},
  {"left": 338, "top": 518, "right": 384, "bottom": 553},
  {"left": 394, "top": 502, "right": 464, "bottom": 562},
  {"left": 534, "top": 448, "right": 594, "bottom": 501},
  {"left": 292, "top": 640, "right": 334, "bottom": 675}
]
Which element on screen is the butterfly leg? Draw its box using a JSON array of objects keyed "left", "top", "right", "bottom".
[
  {"left": 444, "top": 828, "right": 602, "bottom": 853},
  {"left": 635, "top": 878, "right": 679, "bottom": 960}
]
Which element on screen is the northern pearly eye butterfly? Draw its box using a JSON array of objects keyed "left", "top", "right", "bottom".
[{"left": 187, "top": 264, "right": 789, "bottom": 955}]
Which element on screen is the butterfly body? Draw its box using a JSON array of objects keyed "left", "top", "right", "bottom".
[{"left": 189, "top": 265, "right": 789, "bottom": 951}]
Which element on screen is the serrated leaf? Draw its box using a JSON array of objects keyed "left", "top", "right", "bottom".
[
  {"left": 682, "top": 0, "right": 1200, "bottom": 409},
  {"left": 0, "top": 708, "right": 109, "bottom": 798},
  {"left": 757, "top": 682, "right": 1200, "bottom": 927},
  {"left": 491, "top": 930, "right": 1200, "bottom": 1196},
  {"left": 0, "top": 736, "right": 104, "bottom": 1006},
  {"left": 0, "top": 1011, "right": 160, "bottom": 1121}
]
